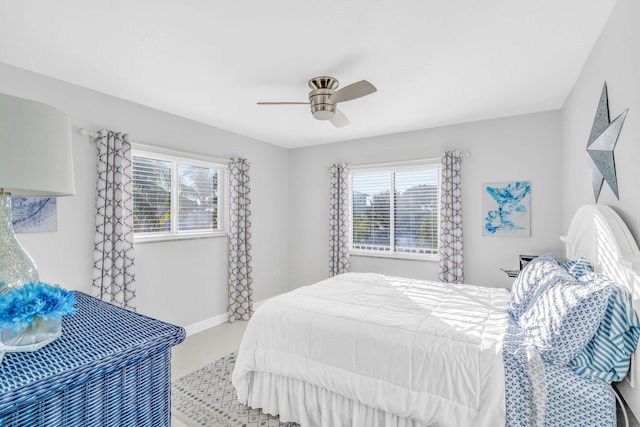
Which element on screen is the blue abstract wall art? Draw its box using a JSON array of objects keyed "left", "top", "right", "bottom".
[
  {"left": 482, "top": 181, "right": 531, "bottom": 237},
  {"left": 11, "top": 197, "right": 57, "bottom": 233}
]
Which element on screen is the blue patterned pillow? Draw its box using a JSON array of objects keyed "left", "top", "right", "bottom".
[
  {"left": 560, "top": 257, "right": 593, "bottom": 279},
  {"left": 508, "top": 253, "right": 574, "bottom": 321},
  {"left": 520, "top": 275, "right": 613, "bottom": 364}
]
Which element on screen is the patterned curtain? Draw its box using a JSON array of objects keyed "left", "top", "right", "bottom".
[
  {"left": 92, "top": 129, "right": 137, "bottom": 310},
  {"left": 228, "top": 158, "right": 253, "bottom": 322},
  {"left": 329, "top": 163, "right": 350, "bottom": 277},
  {"left": 439, "top": 151, "right": 464, "bottom": 284}
]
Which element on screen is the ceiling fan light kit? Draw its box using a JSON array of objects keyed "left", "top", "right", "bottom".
[{"left": 258, "top": 76, "right": 376, "bottom": 127}]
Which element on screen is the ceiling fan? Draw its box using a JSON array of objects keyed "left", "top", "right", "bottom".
[{"left": 257, "top": 76, "right": 377, "bottom": 128}]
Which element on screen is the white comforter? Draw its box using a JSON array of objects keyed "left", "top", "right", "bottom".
[{"left": 233, "top": 273, "right": 509, "bottom": 427}]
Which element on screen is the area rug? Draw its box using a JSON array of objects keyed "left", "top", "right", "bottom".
[{"left": 172, "top": 351, "right": 300, "bottom": 427}]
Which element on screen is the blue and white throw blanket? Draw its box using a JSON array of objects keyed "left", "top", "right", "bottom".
[
  {"left": 570, "top": 276, "right": 640, "bottom": 383},
  {"left": 503, "top": 320, "right": 616, "bottom": 427},
  {"left": 503, "top": 275, "right": 640, "bottom": 427}
]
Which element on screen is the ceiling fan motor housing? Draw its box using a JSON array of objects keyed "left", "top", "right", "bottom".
[{"left": 308, "top": 76, "right": 339, "bottom": 120}]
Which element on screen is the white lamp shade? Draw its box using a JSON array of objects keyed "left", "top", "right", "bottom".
[{"left": 0, "top": 93, "right": 75, "bottom": 196}]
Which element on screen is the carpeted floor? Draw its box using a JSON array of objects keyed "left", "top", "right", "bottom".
[{"left": 172, "top": 351, "right": 299, "bottom": 427}]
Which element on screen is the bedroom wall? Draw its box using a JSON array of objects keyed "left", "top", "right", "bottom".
[
  {"left": 561, "top": 0, "right": 640, "bottom": 237},
  {"left": 0, "top": 61, "right": 290, "bottom": 328},
  {"left": 560, "top": 0, "right": 640, "bottom": 417},
  {"left": 289, "top": 111, "right": 564, "bottom": 290}
]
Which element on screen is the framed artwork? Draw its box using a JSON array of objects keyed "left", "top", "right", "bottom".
[
  {"left": 482, "top": 181, "right": 531, "bottom": 237},
  {"left": 11, "top": 197, "right": 57, "bottom": 233}
]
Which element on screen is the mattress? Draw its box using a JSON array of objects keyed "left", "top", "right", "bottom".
[{"left": 233, "top": 272, "right": 510, "bottom": 427}]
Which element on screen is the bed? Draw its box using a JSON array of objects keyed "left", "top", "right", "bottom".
[{"left": 232, "top": 204, "right": 640, "bottom": 426}]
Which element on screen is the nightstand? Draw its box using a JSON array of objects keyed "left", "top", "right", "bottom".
[
  {"left": 500, "top": 268, "right": 520, "bottom": 278},
  {"left": 501, "top": 255, "right": 538, "bottom": 278}
]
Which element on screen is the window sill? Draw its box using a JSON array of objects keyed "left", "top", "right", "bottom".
[
  {"left": 350, "top": 251, "right": 438, "bottom": 262},
  {"left": 134, "top": 231, "right": 228, "bottom": 244}
]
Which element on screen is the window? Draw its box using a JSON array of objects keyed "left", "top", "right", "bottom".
[
  {"left": 350, "top": 161, "right": 440, "bottom": 259},
  {"left": 131, "top": 146, "right": 228, "bottom": 242}
]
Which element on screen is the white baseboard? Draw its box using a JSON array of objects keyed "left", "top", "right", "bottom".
[
  {"left": 183, "top": 297, "right": 271, "bottom": 337},
  {"left": 183, "top": 313, "right": 228, "bottom": 336}
]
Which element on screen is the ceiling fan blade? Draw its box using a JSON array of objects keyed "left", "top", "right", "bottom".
[
  {"left": 330, "top": 80, "right": 377, "bottom": 103},
  {"left": 257, "top": 101, "right": 309, "bottom": 105},
  {"left": 330, "top": 109, "right": 350, "bottom": 128}
]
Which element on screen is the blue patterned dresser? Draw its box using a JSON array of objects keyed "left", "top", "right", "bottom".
[{"left": 0, "top": 292, "right": 186, "bottom": 426}]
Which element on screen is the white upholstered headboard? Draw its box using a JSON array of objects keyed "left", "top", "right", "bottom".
[{"left": 562, "top": 204, "right": 640, "bottom": 418}]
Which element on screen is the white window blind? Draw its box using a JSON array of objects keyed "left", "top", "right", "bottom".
[
  {"left": 132, "top": 155, "right": 172, "bottom": 233},
  {"left": 132, "top": 147, "right": 227, "bottom": 241},
  {"left": 352, "top": 171, "right": 391, "bottom": 252},
  {"left": 177, "top": 164, "right": 218, "bottom": 232},
  {"left": 350, "top": 162, "right": 439, "bottom": 258}
]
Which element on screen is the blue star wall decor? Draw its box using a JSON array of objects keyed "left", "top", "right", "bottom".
[{"left": 586, "top": 82, "right": 628, "bottom": 202}]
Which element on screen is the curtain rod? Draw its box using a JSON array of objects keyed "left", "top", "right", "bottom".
[
  {"left": 77, "top": 128, "right": 99, "bottom": 139},
  {"left": 78, "top": 127, "right": 240, "bottom": 165},
  {"left": 453, "top": 150, "right": 471, "bottom": 158},
  {"left": 331, "top": 151, "right": 471, "bottom": 170}
]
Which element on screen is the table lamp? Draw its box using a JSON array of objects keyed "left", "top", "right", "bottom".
[{"left": 0, "top": 93, "right": 75, "bottom": 291}]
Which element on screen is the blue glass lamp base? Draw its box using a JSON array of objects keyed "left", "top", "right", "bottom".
[{"left": 0, "top": 318, "right": 62, "bottom": 352}]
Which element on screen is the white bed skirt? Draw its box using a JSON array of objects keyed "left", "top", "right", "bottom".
[{"left": 247, "top": 370, "right": 429, "bottom": 427}]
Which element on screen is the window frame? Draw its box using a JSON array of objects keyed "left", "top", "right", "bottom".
[
  {"left": 131, "top": 143, "right": 229, "bottom": 244},
  {"left": 348, "top": 159, "right": 441, "bottom": 261}
]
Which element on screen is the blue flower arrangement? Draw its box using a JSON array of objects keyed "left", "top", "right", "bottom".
[{"left": 0, "top": 282, "right": 77, "bottom": 333}]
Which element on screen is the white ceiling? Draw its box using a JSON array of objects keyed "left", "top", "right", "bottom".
[{"left": 0, "top": 1, "right": 616, "bottom": 149}]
